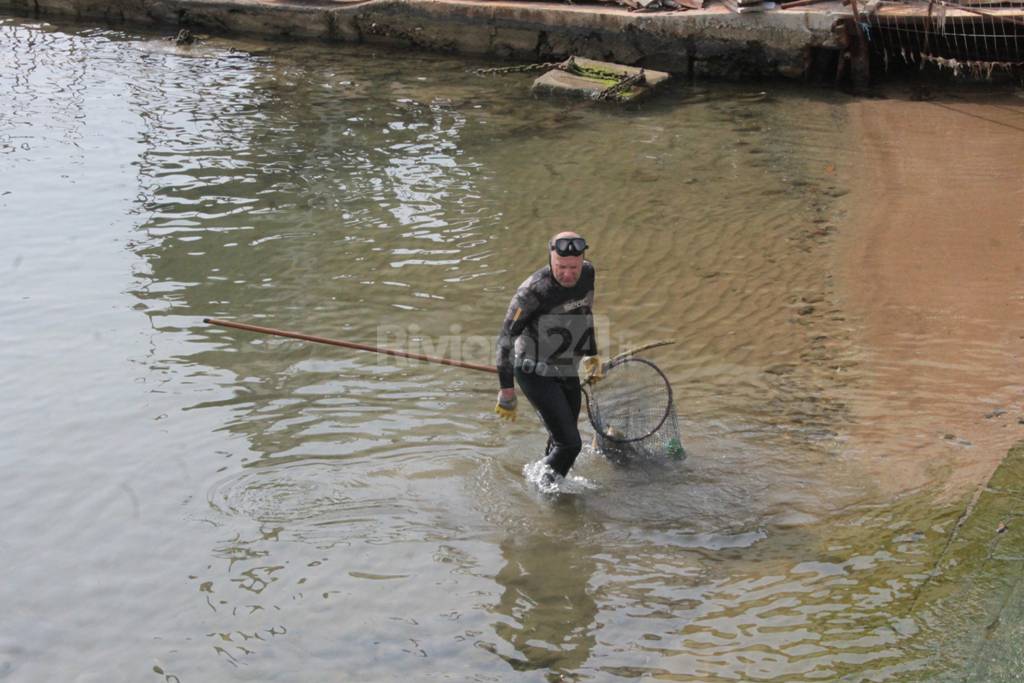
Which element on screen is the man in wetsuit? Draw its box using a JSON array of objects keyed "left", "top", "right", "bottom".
[{"left": 494, "top": 231, "right": 603, "bottom": 480}]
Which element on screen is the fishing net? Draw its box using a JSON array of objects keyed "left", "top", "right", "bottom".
[
  {"left": 860, "top": 0, "right": 1024, "bottom": 74},
  {"left": 583, "top": 356, "right": 686, "bottom": 463}
]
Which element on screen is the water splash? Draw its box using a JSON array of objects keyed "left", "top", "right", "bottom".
[{"left": 522, "top": 459, "right": 599, "bottom": 495}]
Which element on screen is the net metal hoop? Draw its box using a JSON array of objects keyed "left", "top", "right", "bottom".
[{"left": 582, "top": 356, "right": 674, "bottom": 444}]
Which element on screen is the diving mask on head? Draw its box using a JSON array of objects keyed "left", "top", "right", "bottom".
[{"left": 549, "top": 237, "right": 588, "bottom": 257}]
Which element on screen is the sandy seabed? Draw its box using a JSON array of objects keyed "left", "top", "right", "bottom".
[{"left": 836, "top": 94, "right": 1024, "bottom": 498}]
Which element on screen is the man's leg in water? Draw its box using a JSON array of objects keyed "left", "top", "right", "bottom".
[{"left": 515, "top": 370, "right": 583, "bottom": 477}]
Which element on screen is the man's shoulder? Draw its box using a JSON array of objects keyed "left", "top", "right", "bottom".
[
  {"left": 518, "top": 266, "right": 552, "bottom": 292},
  {"left": 581, "top": 261, "right": 596, "bottom": 286}
]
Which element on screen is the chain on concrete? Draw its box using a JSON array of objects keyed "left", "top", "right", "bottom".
[
  {"left": 597, "top": 70, "right": 646, "bottom": 101},
  {"left": 473, "top": 57, "right": 646, "bottom": 103},
  {"left": 473, "top": 59, "right": 571, "bottom": 76}
]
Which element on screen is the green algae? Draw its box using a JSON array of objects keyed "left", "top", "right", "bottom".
[
  {"left": 903, "top": 440, "right": 1024, "bottom": 680},
  {"left": 732, "top": 441, "right": 1024, "bottom": 681}
]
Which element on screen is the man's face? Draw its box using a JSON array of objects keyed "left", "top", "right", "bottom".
[{"left": 551, "top": 252, "right": 583, "bottom": 287}]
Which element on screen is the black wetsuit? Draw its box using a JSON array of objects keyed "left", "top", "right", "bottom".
[{"left": 496, "top": 262, "right": 597, "bottom": 476}]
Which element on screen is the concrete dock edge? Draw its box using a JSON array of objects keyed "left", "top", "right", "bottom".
[{"left": 0, "top": 0, "right": 847, "bottom": 79}]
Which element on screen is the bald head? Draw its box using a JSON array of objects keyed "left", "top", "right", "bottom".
[{"left": 548, "top": 231, "right": 586, "bottom": 287}]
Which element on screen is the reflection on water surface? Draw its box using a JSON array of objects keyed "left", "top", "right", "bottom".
[{"left": 1, "top": 15, "right": 1022, "bottom": 682}]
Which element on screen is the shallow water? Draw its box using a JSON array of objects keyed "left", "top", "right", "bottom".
[{"left": 1, "top": 16, "right": 1022, "bottom": 681}]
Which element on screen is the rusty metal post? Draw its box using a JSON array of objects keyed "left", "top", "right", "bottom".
[
  {"left": 847, "top": 0, "right": 872, "bottom": 88},
  {"left": 833, "top": 15, "right": 871, "bottom": 88}
]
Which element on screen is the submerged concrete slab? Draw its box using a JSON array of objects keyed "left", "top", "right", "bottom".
[
  {"left": 0, "top": 0, "right": 850, "bottom": 79},
  {"left": 532, "top": 57, "right": 671, "bottom": 102}
]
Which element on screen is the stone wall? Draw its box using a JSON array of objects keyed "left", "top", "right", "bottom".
[{"left": 0, "top": 0, "right": 843, "bottom": 79}]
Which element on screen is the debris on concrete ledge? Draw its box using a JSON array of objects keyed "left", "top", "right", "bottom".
[
  {"left": 722, "top": 0, "right": 775, "bottom": 13},
  {"left": 614, "top": 0, "right": 704, "bottom": 11}
]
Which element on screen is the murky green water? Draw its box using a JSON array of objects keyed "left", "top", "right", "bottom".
[{"left": 2, "top": 16, "right": 1022, "bottom": 682}]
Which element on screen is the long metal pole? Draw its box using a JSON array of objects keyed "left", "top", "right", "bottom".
[{"left": 204, "top": 318, "right": 498, "bottom": 374}]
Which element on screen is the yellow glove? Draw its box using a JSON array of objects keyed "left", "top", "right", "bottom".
[
  {"left": 495, "top": 391, "right": 517, "bottom": 422},
  {"left": 580, "top": 355, "right": 605, "bottom": 383}
]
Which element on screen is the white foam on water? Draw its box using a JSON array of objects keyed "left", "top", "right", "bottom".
[{"left": 522, "top": 459, "right": 598, "bottom": 495}]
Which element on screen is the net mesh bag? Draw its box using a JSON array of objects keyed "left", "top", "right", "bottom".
[
  {"left": 858, "top": 0, "right": 1024, "bottom": 74},
  {"left": 584, "top": 357, "right": 686, "bottom": 463}
]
